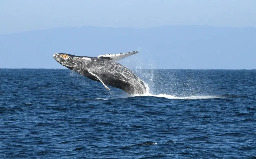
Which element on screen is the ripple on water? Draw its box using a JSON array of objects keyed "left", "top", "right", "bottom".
[{"left": 0, "top": 69, "right": 256, "bottom": 158}]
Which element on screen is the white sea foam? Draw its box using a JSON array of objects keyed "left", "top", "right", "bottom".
[
  {"left": 133, "top": 93, "right": 222, "bottom": 100},
  {"left": 95, "top": 97, "right": 109, "bottom": 101}
]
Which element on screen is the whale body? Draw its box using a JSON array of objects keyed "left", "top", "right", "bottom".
[{"left": 53, "top": 51, "right": 147, "bottom": 95}]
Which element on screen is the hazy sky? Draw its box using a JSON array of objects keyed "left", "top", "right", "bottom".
[
  {"left": 1, "top": 0, "right": 256, "bottom": 69},
  {"left": 1, "top": 0, "right": 256, "bottom": 34}
]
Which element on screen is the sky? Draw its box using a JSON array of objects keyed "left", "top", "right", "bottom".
[
  {"left": 0, "top": 0, "right": 256, "bottom": 69},
  {"left": 1, "top": 0, "right": 256, "bottom": 35}
]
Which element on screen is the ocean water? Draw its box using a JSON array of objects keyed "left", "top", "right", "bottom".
[{"left": 0, "top": 69, "right": 255, "bottom": 158}]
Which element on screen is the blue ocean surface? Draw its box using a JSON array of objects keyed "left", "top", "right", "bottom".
[{"left": 0, "top": 69, "right": 255, "bottom": 158}]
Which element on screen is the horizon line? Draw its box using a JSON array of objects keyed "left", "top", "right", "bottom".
[{"left": 1, "top": 24, "right": 256, "bottom": 36}]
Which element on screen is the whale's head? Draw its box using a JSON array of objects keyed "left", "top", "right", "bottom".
[
  {"left": 53, "top": 53, "right": 77, "bottom": 69},
  {"left": 53, "top": 53, "right": 92, "bottom": 70}
]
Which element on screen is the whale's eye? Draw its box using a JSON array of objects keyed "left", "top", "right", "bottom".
[{"left": 60, "top": 54, "right": 69, "bottom": 59}]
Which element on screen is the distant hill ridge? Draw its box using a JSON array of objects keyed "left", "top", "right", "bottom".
[{"left": 0, "top": 26, "right": 255, "bottom": 69}]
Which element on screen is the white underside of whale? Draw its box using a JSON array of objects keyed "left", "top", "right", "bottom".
[{"left": 98, "top": 51, "right": 138, "bottom": 61}]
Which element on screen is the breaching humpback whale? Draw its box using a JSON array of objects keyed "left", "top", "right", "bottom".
[{"left": 53, "top": 51, "right": 147, "bottom": 95}]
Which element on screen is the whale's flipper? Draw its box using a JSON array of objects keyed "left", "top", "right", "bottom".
[
  {"left": 98, "top": 51, "right": 138, "bottom": 61},
  {"left": 88, "top": 70, "right": 110, "bottom": 90}
]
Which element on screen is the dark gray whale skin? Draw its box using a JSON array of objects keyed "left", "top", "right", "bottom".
[{"left": 53, "top": 53, "right": 147, "bottom": 95}]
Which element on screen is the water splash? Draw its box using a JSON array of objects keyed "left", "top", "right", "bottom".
[
  {"left": 131, "top": 66, "right": 223, "bottom": 100},
  {"left": 133, "top": 93, "right": 223, "bottom": 100}
]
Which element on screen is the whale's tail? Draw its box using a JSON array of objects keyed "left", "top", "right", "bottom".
[{"left": 98, "top": 51, "right": 138, "bottom": 61}]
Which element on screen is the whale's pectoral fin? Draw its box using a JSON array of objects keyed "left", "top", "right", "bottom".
[
  {"left": 98, "top": 51, "right": 138, "bottom": 61},
  {"left": 88, "top": 70, "right": 110, "bottom": 90}
]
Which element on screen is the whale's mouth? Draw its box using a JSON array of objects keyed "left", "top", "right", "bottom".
[
  {"left": 53, "top": 53, "right": 62, "bottom": 62},
  {"left": 53, "top": 53, "right": 58, "bottom": 59},
  {"left": 53, "top": 53, "right": 75, "bottom": 69},
  {"left": 53, "top": 53, "right": 65, "bottom": 65},
  {"left": 53, "top": 53, "right": 59, "bottom": 63}
]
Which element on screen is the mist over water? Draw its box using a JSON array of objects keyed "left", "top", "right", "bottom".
[
  {"left": 132, "top": 67, "right": 223, "bottom": 99},
  {"left": 122, "top": 54, "right": 223, "bottom": 99}
]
